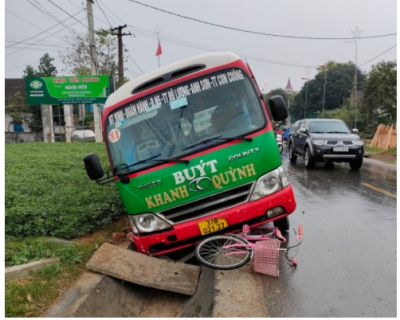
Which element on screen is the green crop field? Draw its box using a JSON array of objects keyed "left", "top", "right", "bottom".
[{"left": 5, "top": 142, "right": 125, "bottom": 239}]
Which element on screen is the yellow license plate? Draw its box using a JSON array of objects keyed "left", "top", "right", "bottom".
[{"left": 198, "top": 218, "right": 228, "bottom": 236}]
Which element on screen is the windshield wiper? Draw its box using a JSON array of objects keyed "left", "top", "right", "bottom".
[
  {"left": 114, "top": 154, "right": 189, "bottom": 175},
  {"left": 182, "top": 134, "right": 252, "bottom": 151}
]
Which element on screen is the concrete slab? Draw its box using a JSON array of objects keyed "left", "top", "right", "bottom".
[
  {"left": 43, "top": 272, "right": 150, "bottom": 317},
  {"left": 211, "top": 260, "right": 269, "bottom": 317},
  {"left": 5, "top": 258, "right": 60, "bottom": 282},
  {"left": 86, "top": 243, "right": 200, "bottom": 295}
]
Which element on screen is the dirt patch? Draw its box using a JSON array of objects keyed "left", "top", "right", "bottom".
[
  {"left": 74, "top": 214, "right": 131, "bottom": 246},
  {"left": 366, "top": 152, "right": 397, "bottom": 165}
]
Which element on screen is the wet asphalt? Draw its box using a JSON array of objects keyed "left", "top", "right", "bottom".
[{"left": 261, "top": 150, "right": 397, "bottom": 317}]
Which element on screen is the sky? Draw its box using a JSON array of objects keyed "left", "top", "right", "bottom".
[{"left": 3, "top": 0, "right": 398, "bottom": 93}]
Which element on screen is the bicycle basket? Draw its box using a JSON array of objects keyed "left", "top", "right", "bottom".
[{"left": 254, "top": 239, "right": 281, "bottom": 277}]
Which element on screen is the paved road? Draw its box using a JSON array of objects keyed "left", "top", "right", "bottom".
[{"left": 260, "top": 152, "right": 397, "bottom": 317}]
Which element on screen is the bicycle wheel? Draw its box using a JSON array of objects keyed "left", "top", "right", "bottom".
[{"left": 195, "top": 235, "right": 252, "bottom": 270}]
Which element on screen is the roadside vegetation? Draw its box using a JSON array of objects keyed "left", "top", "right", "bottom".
[
  {"left": 5, "top": 142, "right": 127, "bottom": 317},
  {"left": 5, "top": 142, "right": 124, "bottom": 239}
]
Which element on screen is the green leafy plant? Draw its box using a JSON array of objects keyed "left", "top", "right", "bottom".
[{"left": 5, "top": 143, "right": 125, "bottom": 239}]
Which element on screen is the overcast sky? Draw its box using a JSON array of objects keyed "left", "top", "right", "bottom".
[{"left": 3, "top": 0, "right": 398, "bottom": 92}]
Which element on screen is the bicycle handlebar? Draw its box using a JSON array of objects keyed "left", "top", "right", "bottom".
[{"left": 298, "top": 225, "right": 303, "bottom": 237}]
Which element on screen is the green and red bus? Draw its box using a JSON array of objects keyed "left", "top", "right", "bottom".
[{"left": 84, "top": 52, "right": 297, "bottom": 256}]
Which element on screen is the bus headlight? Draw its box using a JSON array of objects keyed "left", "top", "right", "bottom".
[
  {"left": 128, "top": 214, "right": 171, "bottom": 234},
  {"left": 250, "top": 166, "right": 289, "bottom": 201}
]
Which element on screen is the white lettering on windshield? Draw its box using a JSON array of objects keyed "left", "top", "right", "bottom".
[{"left": 109, "top": 69, "right": 246, "bottom": 124}]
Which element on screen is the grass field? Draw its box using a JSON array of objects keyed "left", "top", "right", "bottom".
[
  {"left": 5, "top": 142, "right": 129, "bottom": 317},
  {"left": 5, "top": 142, "right": 125, "bottom": 239}
]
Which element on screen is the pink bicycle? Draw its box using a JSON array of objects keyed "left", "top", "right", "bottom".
[{"left": 195, "top": 224, "right": 303, "bottom": 275}]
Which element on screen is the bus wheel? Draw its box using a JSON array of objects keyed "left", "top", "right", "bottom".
[{"left": 274, "top": 216, "right": 290, "bottom": 231}]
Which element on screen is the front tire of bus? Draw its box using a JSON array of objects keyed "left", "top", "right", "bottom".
[{"left": 274, "top": 216, "right": 290, "bottom": 232}]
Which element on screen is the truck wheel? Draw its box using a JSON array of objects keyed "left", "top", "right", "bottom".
[
  {"left": 350, "top": 157, "right": 363, "bottom": 170},
  {"left": 274, "top": 216, "right": 290, "bottom": 231},
  {"left": 289, "top": 143, "right": 297, "bottom": 162},
  {"left": 304, "top": 147, "right": 315, "bottom": 169}
]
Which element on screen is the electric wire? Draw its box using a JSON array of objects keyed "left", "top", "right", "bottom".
[
  {"left": 47, "top": 0, "right": 89, "bottom": 30},
  {"left": 128, "top": 26, "right": 316, "bottom": 69},
  {"left": 26, "top": 0, "right": 80, "bottom": 36},
  {"left": 358, "top": 44, "right": 397, "bottom": 67},
  {"left": 6, "top": 17, "right": 87, "bottom": 57},
  {"left": 5, "top": 8, "right": 68, "bottom": 44},
  {"left": 127, "top": 51, "right": 144, "bottom": 74},
  {"left": 97, "top": 0, "right": 125, "bottom": 25},
  {"left": 127, "top": 0, "right": 396, "bottom": 40},
  {"left": 6, "top": 9, "right": 84, "bottom": 48},
  {"left": 6, "top": 40, "right": 69, "bottom": 49},
  {"left": 96, "top": 0, "right": 113, "bottom": 27}
]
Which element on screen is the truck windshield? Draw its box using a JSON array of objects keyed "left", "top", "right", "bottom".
[{"left": 105, "top": 68, "right": 266, "bottom": 172}]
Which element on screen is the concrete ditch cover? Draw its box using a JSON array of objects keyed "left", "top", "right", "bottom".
[{"left": 85, "top": 243, "right": 200, "bottom": 295}]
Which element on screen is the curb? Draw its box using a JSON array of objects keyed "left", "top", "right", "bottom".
[
  {"left": 42, "top": 256, "right": 215, "bottom": 317},
  {"left": 43, "top": 272, "right": 151, "bottom": 317},
  {"left": 179, "top": 265, "right": 215, "bottom": 317},
  {"left": 5, "top": 258, "right": 60, "bottom": 282}
]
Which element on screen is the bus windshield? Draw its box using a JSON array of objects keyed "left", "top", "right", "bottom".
[{"left": 105, "top": 68, "right": 266, "bottom": 173}]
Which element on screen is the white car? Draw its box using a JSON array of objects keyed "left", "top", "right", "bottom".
[{"left": 71, "top": 130, "right": 95, "bottom": 142}]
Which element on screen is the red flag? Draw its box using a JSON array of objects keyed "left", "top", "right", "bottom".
[
  {"left": 301, "top": 77, "right": 308, "bottom": 80},
  {"left": 156, "top": 42, "right": 162, "bottom": 56},
  {"left": 319, "top": 65, "right": 326, "bottom": 68}
]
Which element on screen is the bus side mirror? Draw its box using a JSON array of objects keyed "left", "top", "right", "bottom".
[
  {"left": 268, "top": 95, "right": 288, "bottom": 121},
  {"left": 84, "top": 153, "right": 104, "bottom": 180}
]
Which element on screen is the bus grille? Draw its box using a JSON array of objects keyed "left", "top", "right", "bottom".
[{"left": 159, "top": 183, "right": 254, "bottom": 224}]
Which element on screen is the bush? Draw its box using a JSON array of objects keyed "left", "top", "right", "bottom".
[{"left": 5, "top": 143, "right": 125, "bottom": 239}]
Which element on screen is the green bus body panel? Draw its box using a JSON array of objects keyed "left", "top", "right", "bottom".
[{"left": 116, "top": 131, "right": 280, "bottom": 214}]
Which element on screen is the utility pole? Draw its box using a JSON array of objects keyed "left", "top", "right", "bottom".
[
  {"left": 350, "top": 27, "right": 362, "bottom": 128},
  {"left": 86, "top": 0, "right": 102, "bottom": 142},
  {"left": 110, "top": 25, "right": 131, "bottom": 88}
]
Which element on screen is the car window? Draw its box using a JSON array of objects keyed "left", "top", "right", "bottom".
[
  {"left": 298, "top": 121, "right": 306, "bottom": 132},
  {"left": 292, "top": 121, "right": 299, "bottom": 132},
  {"left": 310, "top": 120, "right": 351, "bottom": 133}
]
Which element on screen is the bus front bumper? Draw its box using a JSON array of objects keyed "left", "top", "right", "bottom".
[{"left": 130, "top": 184, "right": 297, "bottom": 256}]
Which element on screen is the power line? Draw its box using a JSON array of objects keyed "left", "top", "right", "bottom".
[
  {"left": 5, "top": 8, "right": 68, "bottom": 44},
  {"left": 47, "top": 0, "right": 89, "bottom": 30},
  {"left": 127, "top": 51, "right": 144, "bottom": 74},
  {"left": 6, "top": 40, "right": 69, "bottom": 49},
  {"left": 6, "top": 60, "right": 40, "bottom": 72},
  {"left": 6, "top": 35, "right": 66, "bottom": 46},
  {"left": 128, "top": 26, "right": 316, "bottom": 69},
  {"left": 358, "top": 44, "right": 397, "bottom": 67},
  {"left": 95, "top": 0, "right": 113, "bottom": 27},
  {"left": 6, "top": 8, "right": 84, "bottom": 48},
  {"left": 97, "top": 0, "right": 125, "bottom": 25},
  {"left": 127, "top": 0, "right": 396, "bottom": 40},
  {"left": 6, "top": 17, "right": 87, "bottom": 57},
  {"left": 27, "top": 0, "right": 80, "bottom": 36}
]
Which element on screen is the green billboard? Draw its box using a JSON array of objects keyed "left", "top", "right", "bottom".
[{"left": 25, "top": 75, "right": 113, "bottom": 104}]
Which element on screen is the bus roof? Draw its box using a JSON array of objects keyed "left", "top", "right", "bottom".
[{"left": 104, "top": 51, "right": 241, "bottom": 110}]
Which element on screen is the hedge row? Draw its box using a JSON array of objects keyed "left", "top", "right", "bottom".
[{"left": 5, "top": 142, "right": 125, "bottom": 239}]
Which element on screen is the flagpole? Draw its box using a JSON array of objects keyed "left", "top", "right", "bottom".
[{"left": 155, "top": 26, "right": 161, "bottom": 68}]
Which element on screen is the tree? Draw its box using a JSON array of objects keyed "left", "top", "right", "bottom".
[
  {"left": 263, "top": 88, "right": 293, "bottom": 122},
  {"left": 289, "top": 61, "right": 366, "bottom": 121},
  {"left": 5, "top": 92, "right": 30, "bottom": 127},
  {"left": 21, "top": 53, "right": 58, "bottom": 132},
  {"left": 360, "top": 60, "right": 397, "bottom": 134},
  {"left": 59, "top": 29, "right": 126, "bottom": 85},
  {"left": 23, "top": 53, "right": 57, "bottom": 77}
]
